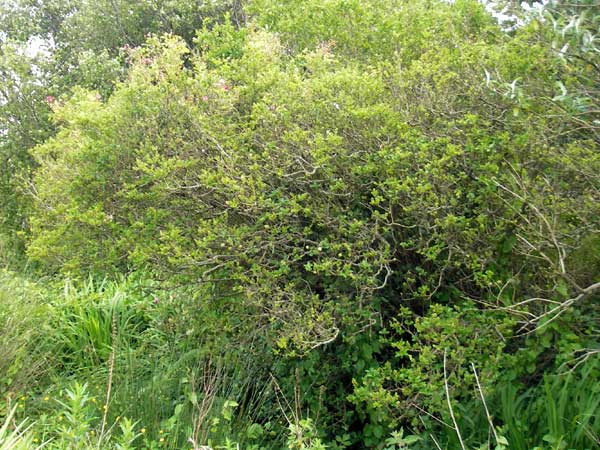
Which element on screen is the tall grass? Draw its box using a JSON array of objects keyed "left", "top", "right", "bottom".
[
  {"left": 421, "top": 356, "right": 600, "bottom": 449},
  {"left": 498, "top": 358, "right": 600, "bottom": 450},
  {"left": 0, "top": 406, "right": 45, "bottom": 450},
  {"left": 0, "top": 270, "right": 53, "bottom": 399},
  {"left": 1, "top": 275, "right": 280, "bottom": 449},
  {"left": 51, "top": 278, "right": 146, "bottom": 373}
]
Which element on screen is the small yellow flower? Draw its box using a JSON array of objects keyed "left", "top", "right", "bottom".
[
  {"left": 159, "top": 430, "right": 164, "bottom": 434},
  {"left": 43, "top": 396, "right": 50, "bottom": 401},
  {"left": 159, "top": 437, "right": 165, "bottom": 443},
  {"left": 20, "top": 396, "right": 26, "bottom": 401},
  {"left": 33, "top": 438, "right": 39, "bottom": 443},
  {"left": 140, "top": 428, "right": 146, "bottom": 434}
]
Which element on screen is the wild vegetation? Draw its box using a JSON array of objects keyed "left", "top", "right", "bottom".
[{"left": 0, "top": 0, "right": 598, "bottom": 449}]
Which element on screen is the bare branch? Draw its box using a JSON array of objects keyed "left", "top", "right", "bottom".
[{"left": 444, "top": 349, "right": 466, "bottom": 450}]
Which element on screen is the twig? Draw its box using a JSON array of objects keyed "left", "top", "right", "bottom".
[
  {"left": 472, "top": 363, "right": 500, "bottom": 445},
  {"left": 558, "top": 348, "right": 600, "bottom": 374},
  {"left": 444, "top": 349, "right": 466, "bottom": 450},
  {"left": 430, "top": 433, "right": 444, "bottom": 450}
]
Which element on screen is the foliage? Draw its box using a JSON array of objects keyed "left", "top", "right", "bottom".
[
  {"left": 416, "top": 356, "right": 600, "bottom": 450},
  {"left": 0, "top": 0, "right": 244, "bottom": 260},
  {"left": 0, "top": 0, "right": 598, "bottom": 448},
  {"left": 0, "top": 406, "right": 44, "bottom": 450},
  {"left": 498, "top": 358, "right": 600, "bottom": 450},
  {"left": 0, "top": 275, "right": 280, "bottom": 449},
  {"left": 0, "top": 42, "right": 55, "bottom": 256},
  {"left": 349, "top": 304, "right": 516, "bottom": 439},
  {"left": 0, "top": 270, "right": 53, "bottom": 398}
]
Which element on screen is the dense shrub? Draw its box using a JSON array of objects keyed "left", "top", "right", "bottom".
[{"left": 1, "top": 0, "right": 598, "bottom": 448}]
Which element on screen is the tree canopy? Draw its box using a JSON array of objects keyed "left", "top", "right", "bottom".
[{"left": 0, "top": 1, "right": 598, "bottom": 448}]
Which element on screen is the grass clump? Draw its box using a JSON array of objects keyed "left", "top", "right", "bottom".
[{"left": 0, "top": 270, "right": 54, "bottom": 400}]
